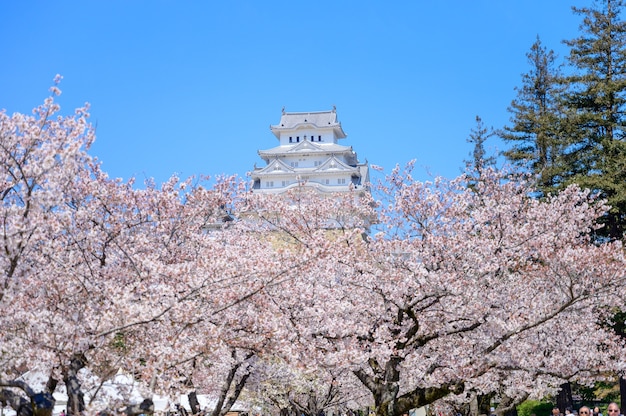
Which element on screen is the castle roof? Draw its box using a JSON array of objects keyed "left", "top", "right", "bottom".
[
  {"left": 258, "top": 141, "right": 353, "bottom": 159},
  {"left": 252, "top": 155, "right": 363, "bottom": 177},
  {"left": 270, "top": 108, "right": 347, "bottom": 139}
]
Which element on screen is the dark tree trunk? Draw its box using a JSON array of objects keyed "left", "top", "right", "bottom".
[
  {"left": 492, "top": 393, "right": 527, "bottom": 416},
  {"left": 556, "top": 382, "right": 573, "bottom": 415},
  {"left": 209, "top": 350, "right": 254, "bottom": 416},
  {"left": 188, "top": 391, "right": 201, "bottom": 415},
  {"left": 477, "top": 394, "right": 492, "bottom": 416},
  {"left": 504, "top": 408, "right": 518, "bottom": 416},
  {"left": 63, "top": 354, "right": 87, "bottom": 415},
  {"left": 354, "top": 364, "right": 462, "bottom": 416}
]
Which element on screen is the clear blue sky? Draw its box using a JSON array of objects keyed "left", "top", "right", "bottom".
[{"left": 0, "top": 1, "right": 590, "bottom": 186}]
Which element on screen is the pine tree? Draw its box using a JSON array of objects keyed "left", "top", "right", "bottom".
[
  {"left": 561, "top": 0, "right": 626, "bottom": 239},
  {"left": 501, "top": 3, "right": 626, "bottom": 408},
  {"left": 466, "top": 115, "right": 496, "bottom": 173},
  {"left": 500, "top": 36, "right": 565, "bottom": 194}
]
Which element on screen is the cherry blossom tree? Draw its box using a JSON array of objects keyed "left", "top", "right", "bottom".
[
  {"left": 256, "top": 165, "right": 626, "bottom": 416},
  {"left": 247, "top": 360, "right": 369, "bottom": 416},
  {"left": 0, "top": 80, "right": 291, "bottom": 416},
  {"left": 3, "top": 80, "right": 626, "bottom": 416},
  {"left": 0, "top": 76, "right": 98, "bottom": 416}
]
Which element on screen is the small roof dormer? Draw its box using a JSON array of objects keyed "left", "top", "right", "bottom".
[{"left": 270, "top": 107, "right": 347, "bottom": 140}]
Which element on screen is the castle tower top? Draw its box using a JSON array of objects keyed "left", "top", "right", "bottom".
[
  {"left": 270, "top": 107, "right": 346, "bottom": 142},
  {"left": 252, "top": 108, "right": 368, "bottom": 194}
]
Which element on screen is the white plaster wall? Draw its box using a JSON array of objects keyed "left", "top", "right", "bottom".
[
  {"left": 279, "top": 128, "right": 335, "bottom": 145},
  {"left": 262, "top": 171, "right": 350, "bottom": 190}
]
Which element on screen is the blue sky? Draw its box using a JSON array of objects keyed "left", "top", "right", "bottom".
[{"left": 1, "top": 1, "right": 590, "bottom": 186}]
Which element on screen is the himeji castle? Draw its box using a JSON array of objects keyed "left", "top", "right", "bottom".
[{"left": 251, "top": 107, "right": 369, "bottom": 194}]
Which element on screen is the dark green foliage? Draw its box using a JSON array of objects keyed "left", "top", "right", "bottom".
[
  {"left": 500, "top": 36, "right": 565, "bottom": 194},
  {"left": 112, "top": 332, "right": 128, "bottom": 351},
  {"left": 502, "top": 0, "right": 626, "bottom": 240},
  {"left": 466, "top": 115, "right": 496, "bottom": 173},
  {"left": 502, "top": 5, "right": 626, "bottom": 406},
  {"left": 576, "top": 382, "right": 599, "bottom": 403},
  {"left": 516, "top": 401, "right": 554, "bottom": 416},
  {"left": 560, "top": 0, "right": 626, "bottom": 240}
]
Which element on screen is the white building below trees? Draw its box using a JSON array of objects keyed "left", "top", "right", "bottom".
[{"left": 251, "top": 107, "right": 369, "bottom": 194}]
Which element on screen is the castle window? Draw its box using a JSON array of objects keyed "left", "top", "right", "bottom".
[
  {"left": 267, "top": 181, "right": 274, "bottom": 188},
  {"left": 289, "top": 137, "right": 292, "bottom": 143},
  {"left": 297, "top": 136, "right": 300, "bottom": 142},
  {"left": 338, "top": 178, "right": 346, "bottom": 185},
  {"left": 318, "top": 135, "right": 321, "bottom": 141},
  {"left": 325, "top": 179, "right": 330, "bottom": 185}
]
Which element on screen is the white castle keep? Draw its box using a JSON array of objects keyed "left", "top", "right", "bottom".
[{"left": 251, "top": 107, "right": 369, "bottom": 194}]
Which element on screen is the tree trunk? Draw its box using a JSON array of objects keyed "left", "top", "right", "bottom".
[
  {"left": 353, "top": 357, "right": 401, "bottom": 416},
  {"left": 188, "top": 391, "right": 201, "bottom": 415},
  {"left": 210, "top": 350, "right": 254, "bottom": 416},
  {"left": 477, "top": 393, "right": 492, "bottom": 416},
  {"left": 63, "top": 354, "right": 87, "bottom": 415},
  {"left": 469, "top": 395, "right": 479, "bottom": 416},
  {"left": 373, "top": 387, "right": 399, "bottom": 416},
  {"left": 556, "top": 382, "right": 573, "bottom": 415}
]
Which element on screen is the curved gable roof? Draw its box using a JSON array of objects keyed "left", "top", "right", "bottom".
[
  {"left": 258, "top": 142, "right": 353, "bottom": 160},
  {"left": 270, "top": 108, "right": 347, "bottom": 139},
  {"left": 253, "top": 158, "right": 294, "bottom": 175},
  {"left": 315, "top": 155, "right": 358, "bottom": 173}
]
